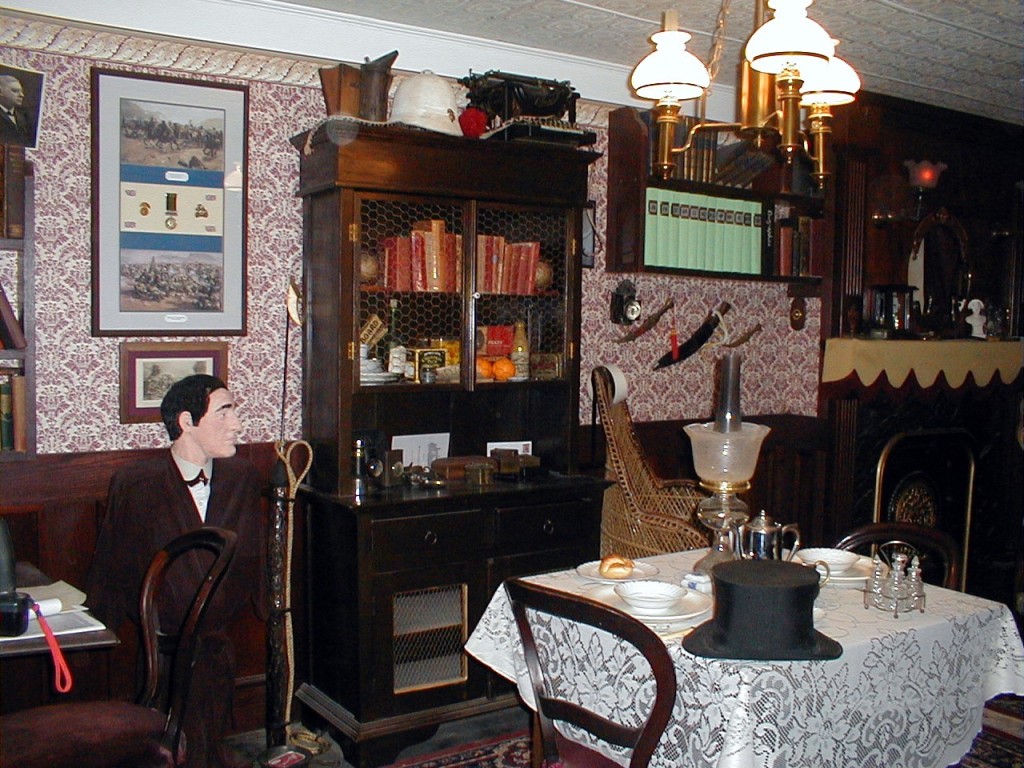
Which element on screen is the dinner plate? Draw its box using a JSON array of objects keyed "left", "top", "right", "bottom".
[
  {"left": 822, "top": 555, "right": 875, "bottom": 587},
  {"left": 575, "top": 560, "right": 659, "bottom": 584}
]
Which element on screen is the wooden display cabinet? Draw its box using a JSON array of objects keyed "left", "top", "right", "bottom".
[{"left": 291, "top": 123, "right": 604, "bottom": 766}]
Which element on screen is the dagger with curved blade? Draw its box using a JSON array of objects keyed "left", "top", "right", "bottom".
[{"left": 653, "top": 301, "right": 731, "bottom": 370}]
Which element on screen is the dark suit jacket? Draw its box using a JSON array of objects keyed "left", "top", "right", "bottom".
[
  {"left": 0, "top": 106, "right": 35, "bottom": 147},
  {"left": 86, "top": 450, "right": 266, "bottom": 768}
]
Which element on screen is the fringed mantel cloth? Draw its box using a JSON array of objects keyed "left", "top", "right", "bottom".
[{"left": 820, "top": 338, "right": 1023, "bottom": 401}]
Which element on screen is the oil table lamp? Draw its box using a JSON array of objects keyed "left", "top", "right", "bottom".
[{"left": 685, "top": 351, "right": 770, "bottom": 574}]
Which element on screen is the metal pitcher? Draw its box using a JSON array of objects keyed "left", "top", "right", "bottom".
[{"left": 737, "top": 510, "right": 801, "bottom": 561}]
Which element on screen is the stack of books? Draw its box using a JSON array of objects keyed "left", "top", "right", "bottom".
[{"left": 381, "top": 219, "right": 463, "bottom": 293}]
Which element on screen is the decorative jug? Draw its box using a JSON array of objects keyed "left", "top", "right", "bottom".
[{"left": 737, "top": 510, "right": 801, "bottom": 561}]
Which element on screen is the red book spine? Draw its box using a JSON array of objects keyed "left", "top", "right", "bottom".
[
  {"left": 410, "top": 232, "right": 428, "bottom": 292},
  {"left": 523, "top": 241, "right": 540, "bottom": 295}
]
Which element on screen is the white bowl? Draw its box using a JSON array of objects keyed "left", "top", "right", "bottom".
[
  {"left": 796, "top": 547, "right": 860, "bottom": 574},
  {"left": 613, "top": 580, "right": 686, "bottom": 615}
]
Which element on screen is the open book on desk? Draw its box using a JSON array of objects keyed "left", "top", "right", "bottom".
[{"left": 0, "top": 580, "right": 108, "bottom": 642}]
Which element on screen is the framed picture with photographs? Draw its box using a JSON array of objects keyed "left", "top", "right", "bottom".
[
  {"left": 91, "top": 69, "right": 248, "bottom": 335},
  {"left": 119, "top": 341, "right": 228, "bottom": 423}
]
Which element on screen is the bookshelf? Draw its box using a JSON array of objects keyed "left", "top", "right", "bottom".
[
  {"left": 605, "top": 106, "right": 825, "bottom": 284},
  {"left": 0, "top": 171, "right": 35, "bottom": 458}
]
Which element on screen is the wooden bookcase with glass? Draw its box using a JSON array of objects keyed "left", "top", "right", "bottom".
[{"left": 295, "top": 124, "right": 598, "bottom": 494}]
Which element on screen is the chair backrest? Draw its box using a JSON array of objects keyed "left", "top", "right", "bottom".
[
  {"left": 834, "top": 521, "right": 961, "bottom": 590},
  {"left": 137, "top": 527, "right": 238, "bottom": 757},
  {"left": 592, "top": 366, "right": 665, "bottom": 500},
  {"left": 591, "top": 366, "right": 706, "bottom": 558},
  {"left": 505, "top": 578, "right": 676, "bottom": 768}
]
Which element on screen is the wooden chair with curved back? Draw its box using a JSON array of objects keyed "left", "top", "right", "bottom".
[
  {"left": 835, "top": 521, "right": 962, "bottom": 590},
  {"left": 591, "top": 366, "right": 707, "bottom": 558},
  {"left": 505, "top": 578, "right": 677, "bottom": 768},
  {"left": 0, "top": 526, "right": 238, "bottom": 768}
]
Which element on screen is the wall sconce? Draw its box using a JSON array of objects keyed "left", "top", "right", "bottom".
[
  {"left": 904, "top": 159, "right": 947, "bottom": 219},
  {"left": 630, "top": 0, "right": 860, "bottom": 188}
]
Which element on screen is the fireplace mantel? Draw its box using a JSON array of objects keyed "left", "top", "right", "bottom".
[{"left": 821, "top": 338, "right": 1023, "bottom": 394}]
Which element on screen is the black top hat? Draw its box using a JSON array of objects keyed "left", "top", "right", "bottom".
[{"left": 683, "top": 560, "right": 842, "bottom": 661}]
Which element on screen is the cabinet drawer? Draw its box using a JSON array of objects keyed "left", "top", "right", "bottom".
[
  {"left": 371, "top": 509, "right": 493, "bottom": 572},
  {"left": 495, "top": 499, "right": 595, "bottom": 553}
]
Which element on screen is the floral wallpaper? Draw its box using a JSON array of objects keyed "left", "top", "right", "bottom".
[{"left": 1, "top": 13, "right": 820, "bottom": 456}]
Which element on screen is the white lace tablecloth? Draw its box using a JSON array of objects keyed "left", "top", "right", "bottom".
[{"left": 465, "top": 550, "right": 1024, "bottom": 768}]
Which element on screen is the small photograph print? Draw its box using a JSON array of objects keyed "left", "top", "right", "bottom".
[{"left": 119, "top": 249, "right": 224, "bottom": 313}]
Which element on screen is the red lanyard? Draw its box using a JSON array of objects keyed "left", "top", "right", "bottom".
[{"left": 31, "top": 602, "right": 72, "bottom": 693}]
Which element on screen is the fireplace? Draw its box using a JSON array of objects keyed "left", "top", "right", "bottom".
[{"left": 822, "top": 338, "right": 1022, "bottom": 614}]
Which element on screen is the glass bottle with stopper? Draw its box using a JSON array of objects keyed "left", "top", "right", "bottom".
[
  {"left": 684, "top": 351, "right": 770, "bottom": 574},
  {"left": 510, "top": 320, "right": 530, "bottom": 381}
]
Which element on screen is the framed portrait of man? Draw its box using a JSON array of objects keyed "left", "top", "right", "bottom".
[{"left": 0, "top": 63, "right": 45, "bottom": 149}]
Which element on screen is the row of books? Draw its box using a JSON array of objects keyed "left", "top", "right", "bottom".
[
  {"left": 0, "top": 373, "right": 28, "bottom": 452},
  {"left": 637, "top": 112, "right": 720, "bottom": 184},
  {"left": 643, "top": 188, "right": 764, "bottom": 275},
  {"left": 381, "top": 219, "right": 464, "bottom": 293},
  {"left": 475, "top": 235, "right": 543, "bottom": 295},
  {"left": 771, "top": 202, "right": 818, "bottom": 278}
]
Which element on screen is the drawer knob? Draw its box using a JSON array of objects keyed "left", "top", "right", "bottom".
[
  {"left": 542, "top": 519, "right": 556, "bottom": 536},
  {"left": 424, "top": 530, "right": 438, "bottom": 546}
]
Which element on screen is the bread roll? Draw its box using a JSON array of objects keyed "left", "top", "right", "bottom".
[{"left": 598, "top": 554, "right": 635, "bottom": 579}]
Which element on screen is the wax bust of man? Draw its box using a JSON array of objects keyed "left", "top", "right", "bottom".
[{"left": 86, "top": 374, "right": 266, "bottom": 768}]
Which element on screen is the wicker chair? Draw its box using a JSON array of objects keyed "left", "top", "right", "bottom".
[{"left": 591, "top": 366, "right": 707, "bottom": 558}]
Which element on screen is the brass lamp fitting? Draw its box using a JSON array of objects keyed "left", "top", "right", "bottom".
[
  {"left": 807, "top": 102, "right": 833, "bottom": 185},
  {"left": 775, "top": 66, "right": 804, "bottom": 165},
  {"left": 653, "top": 101, "right": 682, "bottom": 180}
]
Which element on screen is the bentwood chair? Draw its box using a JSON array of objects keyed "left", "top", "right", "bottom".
[
  {"left": 835, "top": 521, "right": 962, "bottom": 590},
  {"left": 591, "top": 366, "right": 707, "bottom": 558},
  {"left": 0, "top": 527, "right": 238, "bottom": 768},
  {"left": 505, "top": 578, "right": 676, "bottom": 768}
]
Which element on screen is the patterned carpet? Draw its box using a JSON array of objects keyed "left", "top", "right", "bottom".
[{"left": 382, "top": 696, "right": 1023, "bottom": 768}]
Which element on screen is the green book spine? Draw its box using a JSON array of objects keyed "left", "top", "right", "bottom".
[
  {"left": 644, "top": 187, "right": 660, "bottom": 267},
  {"left": 1, "top": 376, "right": 13, "bottom": 451}
]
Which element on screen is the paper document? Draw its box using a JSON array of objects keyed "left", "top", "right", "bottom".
[
  {"left": 22, "top": 580, "right": 87, "bottom": 612},
  {"left": 0, "top": 610, "right": 106, "bottom": 642}
]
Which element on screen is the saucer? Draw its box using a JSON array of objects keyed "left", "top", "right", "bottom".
[{"left": 822, "top": 555, "right": 875, "bottom": 588}]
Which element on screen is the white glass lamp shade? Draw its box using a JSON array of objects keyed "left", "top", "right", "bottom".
[
  {"left": 631, "top": 27, "right": 710, "bottom": 103},
  {"left": 745, "top": 0, "right": 835, "bottom": 78},
  {"left": 684, "top": 422, "right": 771, "bottom": 486},
  {"left": 800, "top": 51, "right": 861, "bottom": 106}
]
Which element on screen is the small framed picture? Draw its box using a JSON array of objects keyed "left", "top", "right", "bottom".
[
  {"left": 91, "top": 69, "right": 248, "bottom": 335},
  {"left": 119, "top": 341, "right": 228, "bottom": 423}
]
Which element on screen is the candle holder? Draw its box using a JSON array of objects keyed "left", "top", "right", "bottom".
[{"left": 684, "top": 422, "right": 771, "bottom": 574}]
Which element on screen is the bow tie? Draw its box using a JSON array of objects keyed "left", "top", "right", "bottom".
[{"left": 185, "top": 470, "right": 208, "bottom": 487}]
